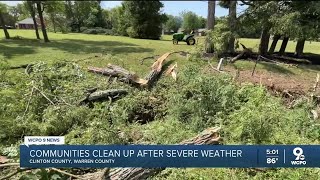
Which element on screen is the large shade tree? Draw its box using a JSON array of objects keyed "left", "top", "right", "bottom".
[
  {"left": 0, "top": 3, "right": 10, "bottom": 39},
  {"left": 123, "top": 1, "right": 167, "bottom": 39},
  {"left": 164, "top": 14, "right": 182, "bottom": 33}
]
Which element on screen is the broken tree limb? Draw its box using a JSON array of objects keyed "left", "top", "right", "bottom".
[
  {"left": 140, "top": 55, "right": 160, "bottom": 65},
  {"left": 81, "top": 127, "right": 221, "bottom": 180},
  {"left": 9, "top": 64, "right": 33, "bottom": 69},
  {"left": 251, "top": 56, "right": 260, "bottom": 76},
  {"left": 313, "top": 73, "right": 319, "bottom": 92},
  {"left": 89, "top": 52, "right": 175, "bottom": 88},
  {"left": 80, "top": 89, "right": 128, "bottom": 105},
  {"left": 88, "top": 65, "right": 147, "bottom": 86},
  {"left": 230, "top": 43, "right": 253, "bottom": 63},
  {"left": 144, "top": 52, "right": 173, "bottom": 87},
  {"left": 165, "top": 63, "right": 177, "bottom": 81}
]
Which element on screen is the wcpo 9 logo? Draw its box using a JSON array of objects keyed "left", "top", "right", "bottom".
[{"left": 291, "top": 147, "right": 306, "bottom": 165}]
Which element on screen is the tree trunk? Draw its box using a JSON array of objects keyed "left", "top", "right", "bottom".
[
  {"left": 205, "top": 0, "right": 215, "bottom": 53},
  {"left": 294, "top": 38, "right": 305, "bottom": 57},
  {"left": 258, "top": 26, "right": 270, "bottom": 55},
  {"left": 36, "top": 2, "right": 50, "bottom": 42},
  {"left": 0, "top": 12, "right": 10, "bottom": 39},
  {"left": 279, "top": 37, "right": 289, "bottom": 56},
  {"left": 228, "top": 1, "right": 236, "bottom": 53},
  {"left": 27, "top": 1, "right": 41, "bottom": 40},
  {"left": 81, "top": 127, "right": 221, "bottom": 180},
  {"left": 268, "top": 34, "right": 280, "bottom": 54}
]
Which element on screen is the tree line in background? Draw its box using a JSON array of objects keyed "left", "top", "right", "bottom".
[
  {"left": 206, "top": 0, "right": 320, "bottom": 57},
  {"left": 1, "top": 1, "right": 320, "bottom": 57}
]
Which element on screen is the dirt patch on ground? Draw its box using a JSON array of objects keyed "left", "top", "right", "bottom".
[{"left": 207, "top": 64, "right": 320, "bottom": 98}]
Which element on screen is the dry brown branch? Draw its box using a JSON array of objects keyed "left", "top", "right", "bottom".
[
  {"left": 313, "top": 73, "right": 319, "bottom": 92},
  {"left": 33, "top": 86, "right": 55, "bottom": 105},
  {"left": 51, "top": 168, "right": 86, "bottom": 180},
  {"left": 165, "top": 63, "right": 177, "bottom": 81},
  {"left": 0, "top": 168, "right": 30, "bottom": 180}
]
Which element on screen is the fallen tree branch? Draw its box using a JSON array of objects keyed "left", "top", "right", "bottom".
[
  {"left": 140, "top": 55, "right": 159, "bottom": 65},
  {"left": 33, "top": 86, "right": 55, "bottom": 105},
  {"left": 144, "top": 52, "right": 172, "bottom": 87},
  {"left": 80, "top": 89, "right": 128, "bottom": 105},
  {"left": 139, "top": 51, "right": 189, "bottom": 65},
  {"left": 9, "top": 64, "right": 33, "bottom": 70},
  {"left": 88, "top": 52, "right": 174, "bottom": 88},
  {"left": 313, "top": 73, "right": 319, "bottom": 92},
  {"left": 165, "top": 63, "right": 177, "bottom": 81},
  {"left": 230, "top": 43, "right": 253, "bottom": 63},
  {"left": 51, "top": 168, "right": 85, "bottom": 180},
  {"left": 88, "top": 65, "right": 147, "bottom": 86},
  {"left": 0, "top": 163, "right": 19, "bottom": 168},
  {"left": 81, "top": 127, "right": 221, "bottom": 180},
  {"left": 0, "top": 168, "right": 30, "bottom": 180},
  {"left": 0, "top": 163, "right": 84, "bottom": 180}
]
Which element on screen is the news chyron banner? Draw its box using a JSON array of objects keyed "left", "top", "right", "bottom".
[{"left": 20, "top": 137, "right": 320, "bottom": 168}]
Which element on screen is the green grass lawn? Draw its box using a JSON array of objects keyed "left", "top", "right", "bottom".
[
  {"left": 238, "top": 38, "right": 320, "bottom": 54},
  {"left": 2, "top": 31, "right": 320, "bottom": 68},
  {"left": 1, "top": 30, "right": 193, "bottom": 75}
]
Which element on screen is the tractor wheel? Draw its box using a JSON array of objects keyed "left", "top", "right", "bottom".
[
  {"left": 187, "top": 37, "right": 196, "bottom": 45},
  {"left": 173, "top": 39, "right": 178, "bottom": 45}
]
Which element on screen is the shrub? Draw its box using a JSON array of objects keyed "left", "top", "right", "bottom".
[
  {"left": 80, "top": 27, "right": 88, "bottom": 32},
  {"left": 82, "top": 27, "right": 114, "bottom": 35}
]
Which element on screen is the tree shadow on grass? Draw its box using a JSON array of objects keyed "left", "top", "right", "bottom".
[
  {"left": 2, "top": 38, "right": 154, "bottom": 59},
  {"left": 0, "top": 42, "right": 36, "bottom": 59},
  {"left": 259, "top": 61, "right": 295, "bottom": 75}
]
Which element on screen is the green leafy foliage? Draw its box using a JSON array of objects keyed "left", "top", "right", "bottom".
[
  {"left": 180, "top": 11, "right": 203, "bottom": 33},
  {"left": 164, "top": 15, "right": 182, "bottom": 33},
  {"left": 206, "top": 19, "right": 233, "bottom": 55},
  {"left": 1, "top": 60, "right": 320, "bottom": 179},
  {"left": 123, "top": 1, "right": 167, "bottom": 39}
]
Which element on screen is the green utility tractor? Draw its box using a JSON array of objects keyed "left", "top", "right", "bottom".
[{"left": 172, "top": 31, "right": 196, "bottom": 45}]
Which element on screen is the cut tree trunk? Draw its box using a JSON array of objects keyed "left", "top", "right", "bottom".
[
  {"left": 294, "top": 38, "right": 305, "bottom": 57},
  {"left": 268, "top": 34, "right": 280, "bottom": 54},
  {"left": 228, "top": 1, "right": 237, "bottom": 53},
  {"left": 36, "top": 2, "right": 50, "bottom": 42},
  {"left": 27, "top": 1, "right": 40, "bottom": 40},
  {"left": 279, "top": 37, "right": 289, "bottom": 56},
  {"left": 0, "top": 12, "right": 10, "bottom": 39},
  {"left": 258, "top": 26, "right": 270, "bottom": 55},
  {"left": 81, "top": 127, "right": 221, "bottom": 180}
]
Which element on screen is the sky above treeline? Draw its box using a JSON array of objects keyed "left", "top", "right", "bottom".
[{"left": 2, "top": 1, "right": 248, "bottom": 18}]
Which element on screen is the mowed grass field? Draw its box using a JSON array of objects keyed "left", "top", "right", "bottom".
[{"left": 1, "top": 30, "right": 194, "bottom": 75}]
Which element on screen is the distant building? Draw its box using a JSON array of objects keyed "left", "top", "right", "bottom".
[
  {"left": 196, "top": 28, "right": 206, "bottom": 36},
  {"left": 15, "top": 18, "right": 43, "bottom": 29}
]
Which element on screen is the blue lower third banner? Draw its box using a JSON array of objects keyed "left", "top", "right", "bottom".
[{"left": 20, "top": 145, "right": 320, "bottom": 168}]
